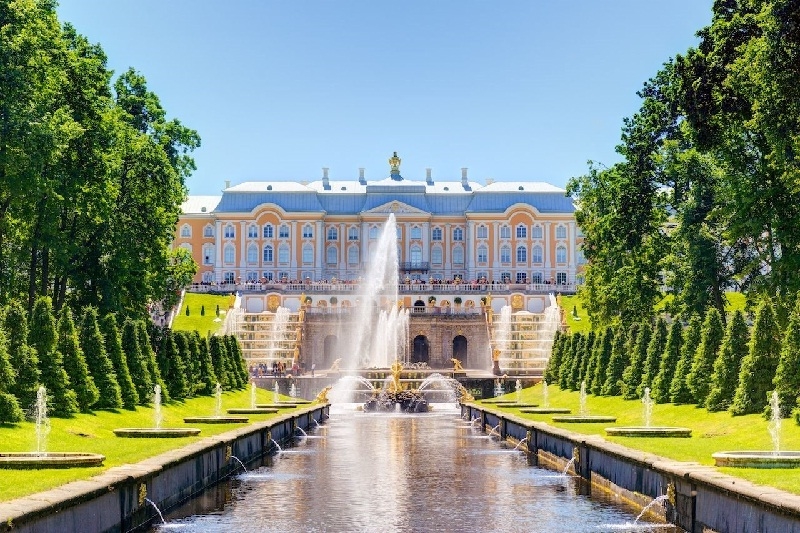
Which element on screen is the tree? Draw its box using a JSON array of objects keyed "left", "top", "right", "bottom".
[
  {"left": 0, "top": 330, "right": 23, "bottom": 423},
  {"left": 209, "top": 335, "right": 229, "bottom": 389},
  {"left": 173, "top": 331, "right": 194, "bottom": 397},
  {"left": 557, "top": 334, "right": 575, "bottom": 390},
  {"left": 669, "top": 315, "right": 701, "bottom": 404},
  {"left": 706, "top": 310, "right": 749, "bottom": 412},
  {"left": 136, "top": 321, "right": 169, "bottom": 403},
  {"left": 57, "top": 307, "right": 99, "bottom": 412},
  {"left": 193, "top": 331, "right": 216, "bottom": 395},
  {"left": 602, "top": 322, "right": 633, "bottom": 396},
  {"left": 544, "top": 330, "right": 563, "bottom": 385},
  {"left": 28, "top": 297, "right": 77, "bottom": 416},
  {"left": 638, "top": 317, "right": 668, "bottom": 398},
  {"left": 225, "top": 335, "right": 249, "bottom": 388},
  {"left": 590, "top": 327, "right": 614, "bottom": 395},
  {"left": 100, "top": 314, "right": 138, "bottom": 409},
  {"left": 3, "top": 302, "right": 40, "bottom": 411},
  {"left": 158, "top": 330, "right": 188, "bottom": 400},
  {"left": 79, "top": 307, "right": 122, "bottom": 409},
  {"left": 121, "top": 319, "right": 152, "bottom": 405},
  {"left": 732, "top": 301, "right": 781, "bottom": 416},
  {"left": 686, "top": 307, "right": 724, "bottom": 404},
  {"left": 651, "top": 320, "right": 683, "bottom": 403},
  {"left": 773, "top": 301, "right": 800, "bottom": 418},
  {"left": 621, "top": 322, "right": 652, "bottom": 400}
]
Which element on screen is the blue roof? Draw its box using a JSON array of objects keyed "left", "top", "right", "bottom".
[
  {"left": 214, "top": 191, "right": 324, "bottom": 213},
  {"left": 467, "top": 192, "right": 574, "bottom": 213}
]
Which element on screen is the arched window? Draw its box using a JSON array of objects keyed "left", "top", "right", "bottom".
[
  {"left": 431, "top": 246, "right": 443, "bottom": 265},
  {"left": 556, "top": 245, "right": 567, "bottom": 263},
  {"left": 278, "top": 244, "right": 289, "bottom": 263},
  {"left": 500, "top": 245, "right": 511, "bottom": 264},
  {"left": 432, "top": 227, "right": 443, "bottom": 241},
  {"left": 452, "top": 246, "right": 464, "bottom": 265},
  {"left": 348, "top": 227, "right": 359, "bottom": 241},
  {"left": 348, "top": 246, "right": 359, "bottom": 265},
  {"left": 326, "top": 246, "right": 337, "bottom": 264},
  {"left": 410, "top": 245, "right": 422, "bottom": 265},
  {"left": 516, "top": 245, "right": 527, "bottom": 263},
  {"left": 516, "top": 225, "right": 527, "bottom": 239},
  {"left": 263, "top": 224, "right": 274, "bottom": 238},
  {"left": 577, "top": 249, "right": 586, "bottom": 264},
  {"left": 500, "top": 225, "right": 511, "bottom": 239},
  {"left": 180, "top": 242, "right": 192, "bottom": 252},
  {"left": 224, "top": 225, "right": 235, "bottom": 239},
  {"left": 410, "top": 226, "right": 422, "bottom": 240},
  {"left": 453, "top": 227, "right": 464, "bottom": 241},
  {"left": 203, "top": 225, "right": 214, "bottom": 238},
  {"left": 263, "top": 245, "right": 273, "bottom": 263},
  {"left": 532, "top": 225, "right": 543, "bottom": 239},
  {"left": 247, "top": 225, "right": 258, "bottom": 238},
  {"left": 477, "top": 225, "right": 488, "bottom": 239},
  {"left": 396, "top": 226, "right": 402, "bottom": 239},
  {"left": 302, "top": 224, "right": 313, "bottom": 239},
  {"left": 327, "top": 227, "right": 338, "bottom": 241},
  {"left": 223, "top": 244, "right": 235, "bottom": 263},
  {"left": 477, "top": 245, "right": 488, "bottom": 264},
  {"left": 202, "top": 271, "right": 213, "bottom": 283},
  {"left": 556, "top": 225, "right": 567, "bottom": 239},
  {"left": 369, "top": 226, "right": 379, "bottom": 239},
  {"left": 532, "top": 245, "right": 543, "bottom": 263},
  {"left": 279, "top": 224, "right": 290, "bottom": 238},
  {"left": 247, "top": 244, "right": 258, "bottom": 264},
  {"left": 202, "top": 244, "right": 214, "bottom": 265},
  {"left": 180, "top": 224, "right": 191, "bottom": 238},
  {"left": 302, "top": 244, "right": 313, "bottom": 264}
]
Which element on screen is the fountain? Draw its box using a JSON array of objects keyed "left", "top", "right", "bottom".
[
  {"left": 713, "top": 391, "right": 800, "bottom": 467},
  {"left": 228, "top": 382, "right": 280, "bottom": 414},
  {"left": 363, "top": 360, "right": 429, "bottom": 412},
  {"left": 605, "top": 387, "right": 691, "bottom": 438},
  {"left": 0, "top": 386, "right": 106, "bottom": 469},
  {"left": 515, "top": 379, "right": 522, "bottom": 403},
  {"left": 519, "top": 379, "right": 572, "bottom": 415},
  {"left": 114, "top": 385, "right": 202, "bottom": 438},
  {"left": 183, "top": 383, "right": 249, "bottom": 424},
  {"left": 273, "top": 382, "right": 280, "bottom": 403},
  {"left": 229, "top": 455, "right": 248, "bottom": 473},
  {"left": 551, "top": 381, "right": 617, "bottom": 423}
]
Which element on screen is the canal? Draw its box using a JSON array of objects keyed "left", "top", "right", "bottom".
[{"left": 154, "top": 404, "right": 679, "bottom": 532}]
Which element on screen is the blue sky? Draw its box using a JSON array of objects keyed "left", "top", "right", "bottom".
[{"left": 56, "top": 1, "right": 714, "bottom": 196}]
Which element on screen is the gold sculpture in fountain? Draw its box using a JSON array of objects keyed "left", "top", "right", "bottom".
[
  {"left": 329, "top": 358, "right": 342, "bottom": 373},
  {"left": 315, "top": 386, "right": 332, "bottom": 403},
  {"left": 451, "top": 358, "right": 464, "bottom": 372},
  {"left": 388, "top": 359, "right": 403, "bottom": 393},
  {"left": 455, "top": 383, "right": 474, "bottom": 403}
]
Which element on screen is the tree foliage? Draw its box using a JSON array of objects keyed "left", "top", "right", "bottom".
[
  {"left": 651, "top": 320, "right": 682, "bottom": 403},
  {"left": 706, "top": 310, "right": 749, "bottom": 412},
  {"left": 57, "top": 307, "right": 98, "bottom": 412},
  {"left": 79, "top": 307, "right": 121, "bottom": 409},
  {"left": 28, "top": 297, "right": 77, "bottom": 416},
  {"left": 731, "top": 300, "right": 781, "bottom": 416}
]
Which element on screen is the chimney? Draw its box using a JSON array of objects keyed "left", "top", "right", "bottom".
[
  {"left": 224, "top": 180, "right": 231, "bottom": 189},
  {"left": 322, "top": 167, "right": 330, "bottom": 190},
  {"left": 359, "top": 167, "right": 366, "bottom": 185},
  {"left": 486, "top": 178, "right": 494, "bottom": 186},
  {"left": 426, "top": 168, "right": 433, "bottom": 185},
  {"left": 461, "top": 168, "right": 469, "bottom": 189}
]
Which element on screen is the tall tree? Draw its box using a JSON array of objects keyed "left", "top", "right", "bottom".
[
  {"left": 100, "top": 314, "right": 138, "bottom": 409},
  {"left": 602, "top": 322, "right": 633, "bottom": 396},
  {"left": 544, "top": 330, "right": 563, "bottom": 385},
  {"left": 57, "top": 307, "right": 99, "bottom": 411},
  {"left": 590, "top": 327, "right": 614, "bottom": 395},
  {"left": 79, "top": 307, "right": 122, "bottom": 409},
  {"left": 669, "top": 315, "right": 701, "bottom": 404},
  {"left": 136, "top": 321, "right": 168, "bottom": 403},
  {"left": 772, "top": 301, "right": 800, "bottom": 418},
  {"left": 638, "top": 317, "right": 668, "bottom": 397},
  {"left": 706, "top": 310, "right": 749, "bottom": 412},
  {"left": 621, "top": 322, "right": 652, "bottom": 400},
  {"left": 28, "top": 297, "right": 77, "bottom": 416},
  {"left": 732, "top": 300, "right": 781, "bottom": 416},
  {"left": 687, "top": 307, "right": 724, "bottom": 404},
  {"left": 158, "top": 330, "right": 187, "bottom": 400},
  {"left": 193, "top": 332, "right": 216, "bottom": 396},
  {"left": 651, "top": 320, "right": 683, "bottom": 403},
  {"left": 0, "top": 329, "right": 24, "bottom": 423},
  {"left": 3, "top": 302, "right": 40, "bottom": 411},
  {"left": 122, "top": 319, "right": 152, "bottom": 405}
]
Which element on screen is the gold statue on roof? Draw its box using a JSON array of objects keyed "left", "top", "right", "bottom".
[{"left": 388, "top": 151, "right": 401, "bottom": 173}]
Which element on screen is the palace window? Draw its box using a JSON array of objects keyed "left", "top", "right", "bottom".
[
  {"left": 577, "top": 249, "right": 586, "bottom": 265},
  {"left": 263, "top": 272, "right": 274, "bottom": 282},
  {"left": 223, "top": 272, "right": 235, "bottom": 283},
  {"left": 224, "top": 224, "right": 235, "bottom": 239},
  {"left": 477, "top": 245, "right": 488, "bottom": 264},
  {"left": 516, "top": 225, "right": 527, "bottom": 239},
  {"left": 223, "top": 244, "right": 235, "bottom": 264},
  {"left": 431, "top": 247, "right": 443, "bottom": 265},
  {"left": 327, "top": 227, "right": 338, "bottom": 241},
  {"left": 278, "top": 245, "right": 289, "bottom": 263},
  {"left": 410, "top": 245, "right": 422, "bottom": 265},
  {"left": 396, "top": 227, "right": 402, "bottom": 240},
  {"left": 246, "top": 271, "right": 258, "bottom": 282},
  {"left": 432, "top": 227, "right": 443, "bottom": 241},
  {"left": 501, "top": 272, "right": 511, "bottom": 283},
  {"left": 556, "top": 245, "right": 567, "bottom": 263},
  {"left": 202, "top": 271, "right": 213, "bottom": 283},
  {"left": 279, "top": 224, "right": 290, "bottom": 238},
  {"left": 452, "top": 246, "right": 464, "bottom": 265},
  {"left": 370, "top": 226, "right": 379, "bottom": 239},
  {"left": 532, "top": 225, "right": 543, "bottom": 239},
  {"left": 348, "top": 227, "right": 359, "bottom": 241},
  {"left": 348, "top": 246, "right": 359, "bottom": 265},
  {"left": 202, "top": 244, "right": 214, "bottom": 265},
  {"left": 531, "top": 272, "right": 543, "bottom": 283},
  {"left": 477, "top": 225, "right": 488, "bottom": 239},
  {"left": 532, "top": 245, "right": 543, "bottom": 264},
  {"left": 302, "top": 244, "right": 313, "bottom": 264},
  {"left": 326, "top": 246, "right": 337, "bottom": 264},
  {"left": 556, "top": 225, "right": 567, "bottom": 239},
  {"left": 247, "top": 244, "right": 258, "bottom": 264},
  {"left": 500, "top": 245, "right": 511, "bottom": 264},
  {"left": 263, "top": 245, "right": 273, "bottom": 263},
  {"left": 410, "top": 226, "right": 422, "bottom": 240},
  {"left": 516, "top": 245, "right": 527, "bottom": 263},
  {"left": 302, "top": 224, "right": 313, "bottom": 239},
  {"left": 500, "top": 225, "right": 511, "bottom": 239},
  {"left": 180, "top": 224, "right": 191, "bottom": 238},
  {"left": 556, "top": 272, "right": 568, "bottom": 284},
  {"left": 516, "top": 272, "right": 528, "bottom": 284},
  {"left": 247, "top": 225, "right": 258, "bottom": 239},
  {"left": 263, "top": 224, "right": 274, "bottom": 238},
  {"left": 453, "top": 227, "right": 464, "bottom": 241},
  {"left": 203, "top": 225, "right": 214, "bottom": 238}
]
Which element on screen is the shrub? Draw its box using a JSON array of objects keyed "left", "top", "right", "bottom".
[
  {"left": 621, "top": 322, "right": 652, "bottom": 400},
  {"left": 101, "top": 314, "right": 139, "bottom": 410},
  {"left": 706, "top": 310, "right": 749, "bottom": 412},
  {"left": 590, "top": 327, "right": 613, "bottom": 395},
  {"left": 687, "top": 307, "right": 724, "bottom": 405},
  {"left": 3, "top": 302, "right": 41, "bottom": 411},
  {"left": 29, "top": 297, "right": 78, "bottom": 417},
  {"left": 58, "top": 308, "right": 99, "bottom": 412},
  {"left": 454, "top": 297, "right": 462, "bottom": 305},
  {"left": 186, "top": 306, "right": 190, "bottom": 316},
  {"left": 0, "top": 392, "right": 24, "bottom": 424},
  {"left": 200, "top": 305, "right": 205, "bottom": 316},
  {"left": 79, "top": 307, "right": 122, "bottom": 409},
  {"left": 732, "top": 301, "right": 780, "bottom": 416},
  {"left": 637, "top": 318, "right": 667, "bottom": 398},
  {"left": 122, "top": 319, "right": 152, "bottom": 405},
  {"left": 774, "top": 302, "right": 800, "bottom": 418},
  {"left": 602, "top": 324, "right": 629, "bottom": 396},
  {"left": 669, "top": 315, "right": 701, "bottom": 404},
  {"left": 651, "top": 320, "right": 682, "bottom": 403}
]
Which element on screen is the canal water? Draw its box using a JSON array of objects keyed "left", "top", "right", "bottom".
[{"left": 154, "top": 405, "right": 680, "bottom": 532}]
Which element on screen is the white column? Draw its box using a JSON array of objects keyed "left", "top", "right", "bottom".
[
  {"left": 466, "top": 220, "right": 475, "bottom": 280},
  {"left": 422, "top": 222, "right": 430, "bottom": 262},
  {"left": 340, "top": 223, "right": 346, "bottom": 279},
  {"left": 544, "top": 222, "right": 552, "bottom": 269},
  {"left": 361, "top": 221, "right": 369, "bottom": 270},
  {"left": 215, "top": 220, "right": 222, "bottom": 283},
  {"left": 569, "top": 221, "right": 577, "bottom": 283},
  {"left": 315, "top": 220, "right": 324, "bottom": 279},
  {"left": 444, "top": 223, "right": 451, "bottom": 276},
  {"left": 290, "top": 221, "right": 297, "bottom": 278},
  {"left": 239, "top": 221, "right": 247, "bottom": 272}
]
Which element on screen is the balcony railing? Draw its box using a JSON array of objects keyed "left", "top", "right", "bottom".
[
  {"left": 398, "top": 262, "right": 430, "bottom": 272},
  {"left": 187, "top": 281, "right": 578, "bottom": 295}
]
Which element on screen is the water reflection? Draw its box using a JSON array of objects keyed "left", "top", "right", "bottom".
[{"left": 155, "top": 405, "right": 680, "bottom": 532}]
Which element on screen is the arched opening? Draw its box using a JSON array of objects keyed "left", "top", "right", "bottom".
[
  {"left": 453, "top": 335, "right": 468, "bottom": 366},
  {"left": 412, "top": 335, "right": 429, "bottom": 364},
  {"left": 323, "top": 335, "right": 338, "bottom": 369},
  {"left": 413, "top": 299, "right": 426, "bottom": 313}
]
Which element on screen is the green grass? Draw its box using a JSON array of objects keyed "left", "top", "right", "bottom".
[
  {"left": 0, "top": 388, "right": 298, "bottom": 502},
  {"left": 559, "top": 295, "right": 592, "bottom": 334},
  {"left": 172, "top": 293, "right": 232, "bottom": 335},
  {"left": 480, "top": 385, "right": 800, "bottom": 494}
]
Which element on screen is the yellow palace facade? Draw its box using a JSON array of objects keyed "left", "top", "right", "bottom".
[{"left": 173, "top": 154, "right": 585, "bottom": 288}]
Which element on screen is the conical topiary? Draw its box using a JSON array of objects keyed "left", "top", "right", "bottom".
[
  {"left": 687, "top": 307, "right": 724, "bottom": 405},
  {"left": 637, "top": 317, "right": 667, "bottom": 398},
  {"left": 651, "top": 320, "right": 682, "bottom": 403},
  {"left": 100, "top": 314, "right": 138, "bottom": 410},
  {"left": 122, "top": 319, "right": 152, "bottom": 405},
  {"left": 669, "top": 315, "right": 701, "bottom": 404},
  {"left": 58, "top": 307, "right": 99, "bottom": 412},
  {"left": 706, "top": 310, "right": 748, "bottom": 412},
  {"left": 3, "top": 301, "right": 41, "bottom": 411},
  {"left": 79, "top": 307, "right": 122, "bottom": 409},
  {"left": 731, "top": 301, "right": 780, "bottom": 416}
]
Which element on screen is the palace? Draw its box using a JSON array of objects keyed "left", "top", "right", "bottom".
[{"left": 174, "top": 153, "right": 585, "bottom": 287}]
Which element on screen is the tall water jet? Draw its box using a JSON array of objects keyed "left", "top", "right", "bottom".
[
  {"left": 214, "top": 383, "right": 223, "bottom": 417},
  {"left": 345, "top": 214, "right": 409, "bottom": 370},
  {"left": 154, "top": 384, "right": 163, "bottom": 429},
  {"left": 769, "top": 390, "right": 782, "bottom": 455},
  {"left": 605, "top": 386, "right": 690, "bottom": 438},
  {"left": 250, "top": 382, "right": 257, "bottom": 410},
  {"left": 34, "top": 386, "right": 49, "bottom": 456},
  {"left": 542, "top": 380, "right": 549, "bottom": 408},
  {"left": 273, "top": 382, "right": 280, "bottom": 403},
  {"left": 643, "top": 387, "right": 653, "bottom": 428},
  {"left": 515, "top": 380, "right": 522, "bottom": 403},
  {"left": 579, "top": 381, "right": 588, "bottom": 416}
]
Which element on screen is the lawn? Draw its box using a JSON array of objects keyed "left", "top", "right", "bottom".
[
  {"left": 0, "top": 388, "right": 295, "bottom": 502},
  {"left": 480, "top": 384, "right": 800, "bottom": 494},
  {"left": 172, "top": 292, "right": 233, "bottom": 335}
]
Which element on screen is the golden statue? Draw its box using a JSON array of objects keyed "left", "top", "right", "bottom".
[
  {"left": 329, "top": 358, "right": 342, "bottom": 373},
  {"left": 451, "top": 358, "right": 464, "bottom": 371},
  {"left": 388, "top": 151, "right": 401, "bottom": 173},
  {"left": 456, "top": 383, "right": 474, "bottom": 403},
  {"left": 267, "top": 295, "right": 280, "bottom": 312},
  {"left": 300, "top": 292, "right": 306, "bottom": 306},
  {"left": 512, "top": 293, "right": 523, "bottom": 310},
  {"left": 397, "top": 299, "right": 403, "bottom": 309},
  {"left": 492, "top": 349, "right": 501, "bottom": 361},
  {"left": 315, "top": 386, "right": 332, "bottom": 404},
  {"left": 293, "top": 346, "right": 300, "bottom": 362},
  {"left": 389, "top": 359, "right": 403, "bottom": 392},
  {"left": 485, "top": 293, "right": 492, "bottom": 309}
]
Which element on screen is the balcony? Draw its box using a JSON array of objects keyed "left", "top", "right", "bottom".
[{"left": 398, "top": 262, "right": 429, "bottom": 272}]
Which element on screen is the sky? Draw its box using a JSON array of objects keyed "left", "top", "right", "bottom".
[{"left": 56, "top": 1, "right": 714, "bottom": 197}]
